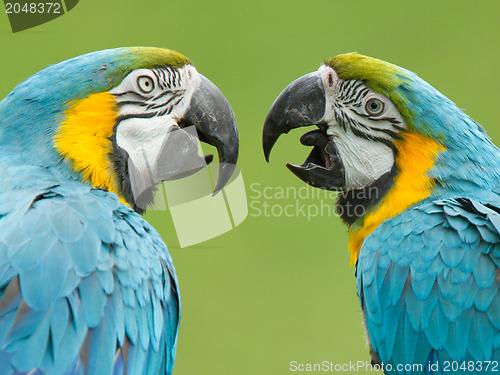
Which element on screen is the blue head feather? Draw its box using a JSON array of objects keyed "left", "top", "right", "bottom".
[{"left": 394, "top": 71, "right": 500, "bottom": 196}]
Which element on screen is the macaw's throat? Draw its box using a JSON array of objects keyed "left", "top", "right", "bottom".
[
  {"left": 336, "top": 165, "right": 397, "bottom": 226},
  {"left": 110, "top": 138, "right": 156, "bottom": 214}
]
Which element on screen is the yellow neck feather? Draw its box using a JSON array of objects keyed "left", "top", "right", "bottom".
[
  {"left": 54, "top": 92, "right": 127, "bottom": 203},
  {"left": 347, "top": 132, "right": 445, "bottom": 266}
]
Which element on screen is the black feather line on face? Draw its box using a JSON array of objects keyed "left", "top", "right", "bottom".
[
  {"left": 348, "top": 86, "right": 369, "bottom": 106},
  {"left": 152, "top": 69, "right": 164, "bottom": 90},
  {"left": 117, "top": 100, "right": 148, "bottom": 107},
  {"left": 334, "top": 111, "right": 345, "bottom": 131},
  {"left": 113, "top": 91, "right": 151, "bottom": 100},
  {"left": 372, "top": 127, "right": 402, "bottom": 140},
  {"left": 148, "top": 91, "right": 184, "bottom": 110},
  {"left": 341, "top": 118, "right": 397, "bottom": 152},
  {"left": 115, "top": 112, "right": 156, "bottom": 123}
]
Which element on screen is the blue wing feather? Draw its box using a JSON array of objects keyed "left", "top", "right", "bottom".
[
  {"left": 0, "top": 162, "right": 181, "bottom": 374},
  {"left": 359, "top": 197, "right": 500, "bottom": 374}
]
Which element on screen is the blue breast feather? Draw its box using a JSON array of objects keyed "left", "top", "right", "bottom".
[
  {"left": 0, "top": 159, "right": 180, "bottom": 375},
  {"left": 358, "top": 195, "right": 500, "bottom": 374}
]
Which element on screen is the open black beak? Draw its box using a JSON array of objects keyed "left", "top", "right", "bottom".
[
  {"left": 182, "top": 74, "right": 239, "bottom": 194},
  {"left": 262, "top": 71, "right": 345, "bottom": 190}
]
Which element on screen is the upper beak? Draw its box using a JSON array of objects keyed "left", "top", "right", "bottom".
[
  {"left": 262, "top": 71, "right": 326, "bottom": 162},
  {"left": 182, "top": 74, "right": 239, "bottom": 194},
  {"left": 262, "top": 71, "right": 345, "bottom": 190}
]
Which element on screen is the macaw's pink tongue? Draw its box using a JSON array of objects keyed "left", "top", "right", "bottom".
[{"left": 322, "top": 150, "right": 332, "bottom": 169}]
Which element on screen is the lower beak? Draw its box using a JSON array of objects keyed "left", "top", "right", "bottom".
[{"left": 262, "top": 71, "right": 345, "bottom": 190}]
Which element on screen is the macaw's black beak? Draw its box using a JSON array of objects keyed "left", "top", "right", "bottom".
[
  {"left": 262, "top": 71, "right": 345, "bottom": 191},
  {"left": 181, "top": 74, "right": 239, "bottom": 194}
]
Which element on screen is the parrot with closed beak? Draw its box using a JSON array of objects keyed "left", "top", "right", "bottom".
[{"left": 0, "top": 47, "right": 238, "bottom": 374}]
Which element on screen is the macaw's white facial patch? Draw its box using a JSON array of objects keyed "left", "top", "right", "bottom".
[
  {"left": 316, "top": 64, "right": 406, "bottom": 189},
  {"left": 331, "top": 126, "right": 395, "bottom": 189},
  {"left": 115, "top": 117, "right": 207, "bottom": 201},
  {"left": 115, "top": 116, "right": 178, "bottom": 183},
  {"left": 111, "top": 65, "right": 207, "bottom": 201}
]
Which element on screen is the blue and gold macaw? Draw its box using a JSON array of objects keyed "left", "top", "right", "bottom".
[
  {"left": 0, "top": 47, "right": 238, "bottom": 374},
  {"left": 263, "top": 53, "right": 500, "bottom": 374}
]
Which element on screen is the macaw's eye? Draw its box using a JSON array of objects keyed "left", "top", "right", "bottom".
[
  {"left": 137, "top": 76, "right": 155, "bottom": 93},
  {"left": 365, "top": 98, "right": 384, "bottom": 116}
]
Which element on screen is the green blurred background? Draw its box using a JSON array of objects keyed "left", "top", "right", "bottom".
[{"left": 1, "top": 1, "right": 499, "bottom": 373}]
